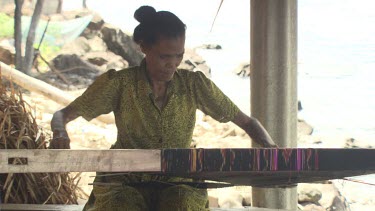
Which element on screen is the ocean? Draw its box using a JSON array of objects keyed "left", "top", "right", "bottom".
[{"left": 64, "top": 0, "right": 375, "bottom": 184}]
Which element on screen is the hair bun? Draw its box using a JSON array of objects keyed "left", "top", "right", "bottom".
[{"left": 134, "top": 6, "right": 157, "bottom": 23}]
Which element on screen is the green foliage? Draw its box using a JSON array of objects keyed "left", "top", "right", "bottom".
[
  {"left": 0, "top": 13, "right": 14, "bottom": 38},
  {"left": 35, "top": 43, "right": 62, "bottom": 72},
  {"left": 38, "top": 43, "right": 61, "bottom": 59},
  {"left": 0, "top": 13, "right": 63, "bottom": 71}
]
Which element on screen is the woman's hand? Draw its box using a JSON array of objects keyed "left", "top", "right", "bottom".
[
  {"left": 232, "top": 111, "right": 278, "bottom": 148},
  {"left": 50, "top": 106, "right": 79, "bottom": 149},
  {"left": 257, "top": 136, "right": 277, "bottom": 148},
  {"left": 49, "top": 128, "right": 71, "bottom": 149}
]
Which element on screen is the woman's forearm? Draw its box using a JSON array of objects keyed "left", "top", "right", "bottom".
[{"left": 51, "top": 105, "right": 79, "bottom": 131}]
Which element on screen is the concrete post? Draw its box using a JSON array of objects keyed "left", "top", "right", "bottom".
[{"left": 250, "top": 0, "right": 298, "bottom": 210}]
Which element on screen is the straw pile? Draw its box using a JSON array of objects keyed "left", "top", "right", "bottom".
[{"left": 0, "top": 76, "right": 84, "bottom": 204}]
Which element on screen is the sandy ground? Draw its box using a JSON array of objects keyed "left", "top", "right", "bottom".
[{"left": 21, "top": 89, "right": 375, "bottom": 210}]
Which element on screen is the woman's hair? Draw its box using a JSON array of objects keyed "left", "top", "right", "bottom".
[{"left": 133, "top": 6, "right": 186, "bottom": 46}]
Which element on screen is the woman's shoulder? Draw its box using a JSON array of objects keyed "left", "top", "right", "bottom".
[
  {"left": 105, "top": 66, "right": 140, "bottom": 80},
  {"left": 177, "top": 69, "right": 211, "bottom": 84}
]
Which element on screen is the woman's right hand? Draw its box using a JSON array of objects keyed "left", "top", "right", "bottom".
[
  {"left": 50, "top": 106, "right": 79, "bottom": 149},
  {"left": 49, "top": 129, "right": 71, "bottom": 149}
]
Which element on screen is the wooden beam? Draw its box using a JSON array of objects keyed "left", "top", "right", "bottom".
[
  {"left": 0, "top": 149, "right": 161, "bottom": 173},
  {"left": 0, "top": 204, "right": 291, "bottom": 211},
  {"left": 0, "top": 62, "right": 115, "bottom": 124},
  {"left": 0, "top": 204, "right": 84, "bottom": 211}
]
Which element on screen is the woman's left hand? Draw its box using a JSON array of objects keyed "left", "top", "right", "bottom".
[
  {"left": 259, "top": 137, "right": 278, "bottom": 148},
  {"left": 232, "top": 111, "right": 278, "bottom": 148}
]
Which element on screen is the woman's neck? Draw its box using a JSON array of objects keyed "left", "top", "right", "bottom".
[{"left": 151, "top": 80, "right": 169, "bottom": 109}]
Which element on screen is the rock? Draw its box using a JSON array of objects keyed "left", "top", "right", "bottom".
[
  {"left": 237, "top": 186, "right": 252, "bottom": 206},
  {"left": 82, "top": 51, "right": 128, "bottom": 71},
  {"left": 101, "top": 24, "right": 144, "bottom": 66},
  {"left": 233, "top": 62, "right": 250, "bottom": 77},
  {"left": 60, "top": 35, "right": 108, "bottom": 56},
  {"left": 298, "top": 134, "right": 323, "bottom": 147},
  {"left": 217, "top": 188, "right": 244, "bottom": 208},
  {"left": 344, "top": 137, "right": 372, "bottom": 148},
  {"left": 328, "top": 195, "right": 348, "bottom": 211},
  {"left": 219, "top": 195, "right": 243, "bottom": 208},
  {"left": 79, "top": 12, "right": 105, "bottom": 39},
  {"left": 299, "top": 202, "right": 326, "bottom": 211},
  {"left": 0, "top": 2, "right": 14, "bottom": 15},
  {"left": 59, "top": 36, "right": 91, "bottom": 56},
  {"left": 86, "top": 36, "right": 108, "bottom": 52},
  {"left": 179, "top": 48, "right": 211, "bottom": 77},
  {"left": 298, "top": 100, "right": 303, "bottom": 111},
  {"left": 84, "top": 12, "right": 105, "bottom": 31},
  {"left": 298, "top": 188, "right": 322, "bottom": 203},
  {"left": 298, "top": 119, "right": 314, "bottom": 135},
  {"left": 51, "top": 54, "right": 101, "bottom": 76},
  {"left": 298, "top": 184, "right": 335, "bottom": 209},
  {"left": 332, "top": 178, "right": 375, "bottom": 210},
  {"left": 198, "top": 44, "right": 222, "bottom": 50},
  {"left": 0, "top": 40, "right": 15, "bottom": 65},
  {"left": 208, "top": 187, "right": 252, "bottom": 208},
  {"left": 308, "top": 183, "right": 343, "bottom": 210},
  {"left": 297, "top": 117, "right": 316, "bottom": 146},
  {"left": 58, "top": 34, "right": 127, "bottom": 70},
  {"left": 37, "top": 54, "right": 103, "bottom": 90},
  {"left": 311, "top": 134, "right": 350, "bottom": 148}
]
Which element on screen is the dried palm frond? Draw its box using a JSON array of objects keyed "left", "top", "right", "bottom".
[{"left": 0, "top": 71, "right": 85, "bottom": 204}]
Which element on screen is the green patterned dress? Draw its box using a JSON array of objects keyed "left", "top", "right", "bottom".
[{"left": 71, "top": 60, "right": 240, "bottom": 211}]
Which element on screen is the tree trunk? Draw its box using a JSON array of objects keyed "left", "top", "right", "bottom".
[
  {"left": 14, "top": 0, "right": 24, "bottom": 70},
  {"left": 23, "top": 0, "right": 44, "bottom": 75},
  {"left": 57, "top": 0, "right": 62, "bottom": 14}
]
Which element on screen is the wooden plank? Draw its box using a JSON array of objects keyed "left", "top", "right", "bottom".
[
  {"left": 0, "top": 204, "right": 291, "bottom": 211},
  {"left": 0, "top": 204, "right": 84, "bottom": 211},
  {"left": 0, "top": 149, "right": 161, "bottom": 173}
]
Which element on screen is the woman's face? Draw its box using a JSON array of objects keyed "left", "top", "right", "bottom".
[{"left": 142, "top": 35, "right": 185, "bottom": 82}]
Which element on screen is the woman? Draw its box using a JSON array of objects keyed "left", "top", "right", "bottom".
[{"left": 50, "top": 5, "right": 276, "bottom": 211}]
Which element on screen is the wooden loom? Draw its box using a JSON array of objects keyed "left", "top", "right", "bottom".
[
  {"left": 0, "top": 148, "right": 374, "bottom": 211},
  {"left": 1, "top": 148, "right": 374, "bottom": 187}
]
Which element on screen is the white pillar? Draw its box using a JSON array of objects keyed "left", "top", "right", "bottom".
[{"left": 250, "top": 0, "right": 298, "bottom": 210}]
